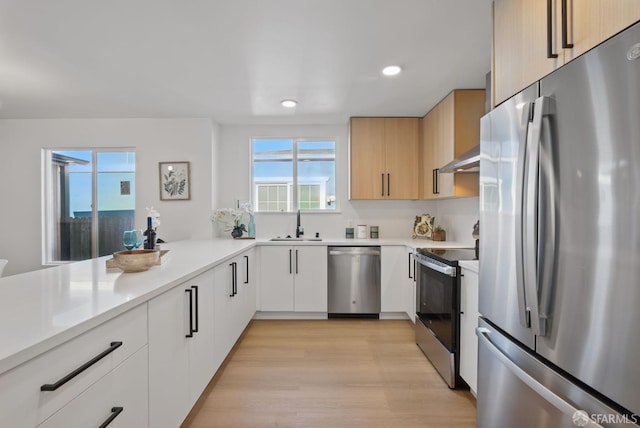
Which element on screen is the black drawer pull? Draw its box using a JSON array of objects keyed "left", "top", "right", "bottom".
[
  {"left": 40, "top": 342, "right": 123, "bottom": 391},
  {"left": 192, "top": 285, "right": 199, "bottom": 333},
  {"left": 244, "top": 255, "right": 249, "bottom": 284},
  {"left": 547, "top": 0, "right": 559, "bottom": 58},
  {"left": 98, "top": 406, "right": 124, "bottom": 428},
  {"left": 185, "top": 288, "right": 194, "bottom": 337}
]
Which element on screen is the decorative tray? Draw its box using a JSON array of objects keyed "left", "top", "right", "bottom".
[{"left": 106, "top": 249, "right": 170, "bottom": 269}]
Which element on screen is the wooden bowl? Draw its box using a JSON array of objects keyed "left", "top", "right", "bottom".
[{"left": 112, "top": 249, "right": 160, "bottom": 273}]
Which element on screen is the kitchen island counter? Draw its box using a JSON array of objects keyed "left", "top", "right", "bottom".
[{"left": 0, "top": 237, "right": 474, "bottom": 375}]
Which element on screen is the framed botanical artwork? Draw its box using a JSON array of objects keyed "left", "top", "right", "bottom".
[{"left": 159, "top": 161, "right": 191, "bottom": 201}]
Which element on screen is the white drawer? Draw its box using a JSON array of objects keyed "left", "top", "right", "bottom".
[
  {"left": 0, "top": 304, "right": 147, "bottom": 428},
  {"left": 37, "top": 346, "right": 148, "bottom": 428}
]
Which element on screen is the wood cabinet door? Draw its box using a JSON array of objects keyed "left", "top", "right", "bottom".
[
  {"left": 566, "top": 0, "right": 640, "bottom": 62},
  {"left": 294, "top": 246, "right": 328, "bottom": 312},
  {"left": 384, "top": 118, "right": 419, "bottom": 199},
  {"left": 434, "top": 93, "right": 455, "bottom": 198},
  {"left": 493, "top": 0, "right": 564, "bottom": 105},
  {"left": 350, "top": 117, "right": 386, "bottom": 199},
  {"left": 421, "top": 107, "right": 438, "bottom": 199}
]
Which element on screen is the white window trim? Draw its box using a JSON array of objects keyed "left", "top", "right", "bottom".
[
  {"left": 249, "top": 137, "right": 339, "bottom": 213},
  {"left": 42, "top": 147, "right": 135, "bottom": 265}
]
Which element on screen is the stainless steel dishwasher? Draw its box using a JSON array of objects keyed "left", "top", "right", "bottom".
[{"left": 328, "top": 246, "right": 381, "bottom": 318}]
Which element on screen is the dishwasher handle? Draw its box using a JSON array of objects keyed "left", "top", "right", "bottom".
[{"left": 329, "top": 248, "right": 381, "bottom": 257}]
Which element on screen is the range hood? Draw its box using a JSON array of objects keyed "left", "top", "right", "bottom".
[{"left": 439, "top": 145, "right": 479, "bottom": 173}]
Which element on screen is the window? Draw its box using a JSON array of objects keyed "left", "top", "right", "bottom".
[
  {"left": 44, "top": 149, "right": 136, "bottom": 263},
  {"left": 252, "top": 138, "right": 336, "bottom": 212}
]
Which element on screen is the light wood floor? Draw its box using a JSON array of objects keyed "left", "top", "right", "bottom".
[{"left": 183, "top": 319, "right": 476, "bottom": 428}]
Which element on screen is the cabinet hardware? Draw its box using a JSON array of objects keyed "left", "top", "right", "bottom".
[
  {"left": 40, "top": 341, "right": 123, "bottom": 391},
  {"left": 413, "top": 260, "right": 417, "bottom": 283},
  {"left": 289, "top": 249, "right": 292, "bottom": 274},
  {"left": 387, "top": 173, "right": 390, "bottom": 196},
  {"left": 433, "top": 168, "right": 440, "bottom": 194},
  {"left": 185, "top": 288, "right": 194, "bottom": 337},
  {"left": 229, "top": 262, "right": 237, "bottom": 297},
  {"left": 233, "top": 262, "right": 238, "bottom": 296},
  {"left": 561, "top": 0, "right": 573, "bottom": 48},
  {"left": 295, "top": 249, "right": 299, "bottom": 274},
  {"left": 381, "top": 173, "right": 385, "bottom": 197},
  {"left": 547, "top": 0, "right": 559, "bottom": 58},
  {"left": 408, "top": 252, "right": 413, "bottom": 279},
  {"left": 98, "top": 407, "right": 124, "bottom": 428},
  {"left": 244, "top": 255, "right": 249, "bottom": 284},
  {"left": 191, "top": 285, "right": 199, "bottom": 333}
]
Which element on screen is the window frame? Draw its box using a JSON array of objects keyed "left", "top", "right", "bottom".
[
  {"left": 42, "top": 147, "right": 136, "bottom": 265},
  {"left": 250, "top": 137, "right": 339, "bottom": 213}
]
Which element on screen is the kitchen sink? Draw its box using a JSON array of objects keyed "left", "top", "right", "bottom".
[{"left": 269, "top": 237, "right": 323, "bottom": 241}]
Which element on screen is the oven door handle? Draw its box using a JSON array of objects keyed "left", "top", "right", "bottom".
[{"left": 415, "top": 256, "right": 457, "bottom": 277}]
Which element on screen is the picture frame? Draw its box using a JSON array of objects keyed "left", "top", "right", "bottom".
[
  {"left": 159, "top": 161, "right": 191, "bottom": 201},
  {"left": 412, "top": 214, "right": 434, "bottom": 239}
]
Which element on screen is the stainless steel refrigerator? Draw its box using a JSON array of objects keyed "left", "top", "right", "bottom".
[{"left": 478, "top": 21, "right": 640, "bottom": 428}]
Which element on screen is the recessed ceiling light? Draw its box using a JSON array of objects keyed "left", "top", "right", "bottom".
[
  {"left": 382, "top": 65, "right": 402, "bottom": 76},
  {"left": 281, "top": 99, "right": 297, "bottom": 108}
]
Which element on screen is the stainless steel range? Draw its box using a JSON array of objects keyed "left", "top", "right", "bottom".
[{"left": 414, "top": 248, "right": 476, "bottom": 389}]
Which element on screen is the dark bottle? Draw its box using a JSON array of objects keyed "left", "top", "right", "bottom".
[{"left": 144, "top": 216, "right": 156, "bottom": 250}]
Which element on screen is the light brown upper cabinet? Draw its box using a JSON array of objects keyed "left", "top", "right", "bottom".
[
  {"left": 350, "top": 117, "right": 419, "bottom": 200},
  {"left": 493, "top": 0, "right": 640, "bottom": 106},
  {"left": 421, "top": 90, "right": 485, "bottom": 200}
]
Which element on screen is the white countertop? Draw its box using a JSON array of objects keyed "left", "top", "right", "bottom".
[{"left": 0, "top": 237, "right": 475, "bottom": 375}]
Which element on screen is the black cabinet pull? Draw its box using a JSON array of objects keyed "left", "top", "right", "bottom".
[
  {"left": 185, "top": 288, "right": 194, "bottom": 337},
  {"left": 547, "top": 0, "right": 559, "bottom": 58},
  {"left": 295, "top": 249, "right": 299, "bottom": 274},
  {"left": 98, "top": 406, "right": 124, "bottom": 428},
  {"left": 413, "top": 260, "right": 417, "bottom": 283},
  {"left": 381, "top": 173, "right": 385, "bottom": 197},
  {"left": 191, "top": 285, "right": 199, "bottom": 333},
  {"left": 233, "top": 262, "right": 238, "bottom": 295},
  {"left": 432, "top": 169, "right": 436, "bottom": 194},
  {"left": 434, "top": 168, "right": 440, "bottom": 194},
  {"left": 561, "top": 0, "right": 573, "bottom": 48},
  {"left": 387, "top": 173, "right": 390, "bottom": 196},
  {"left": 244, "top": 255, "right": 249, "bottom": 284},
  {"left": 289, "top": 249, "right": 292, "bottom": 274},
  {"left": 229, "top": 263, "right": 235, "bottom": 297},
  {"left": 40, "top": 342, "right": 123, "bottom": 391},
  {"left": 408, "top": 252, "right": 413, "bottom": 279}
]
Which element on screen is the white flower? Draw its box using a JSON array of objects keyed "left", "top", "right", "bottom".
[
  {"left": 146, "top": 206, "right": 161, "bottom": 229},
  {"left": 239, "top": 202, "right": 254, "bottom": 215},
  {"left": 212, "top": 208, "right": 246, "bottom": 231}
]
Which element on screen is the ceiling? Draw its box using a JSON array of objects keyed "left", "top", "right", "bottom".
[{"left": 0, "top": 0, "right": 493, "bottom": 125}]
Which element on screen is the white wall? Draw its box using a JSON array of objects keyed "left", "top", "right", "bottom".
[
  {"left": 435, "top": 196, "right": 479, "bottom": 243},
  {"left": 0, "top": 118, "right": 215, "bottom": 276},
  {"left": 216, "top": 123, "right": 450, "bottom": 240}
]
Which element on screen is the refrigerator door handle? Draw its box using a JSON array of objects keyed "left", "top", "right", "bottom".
[
  {"left": 523, "top": 96, "right": 553, "bottom": 337},
  {"left": 477, "top": 327, "right": 604, "bottom": 428},
  {"left": 515, "top": 102, "right": 533, "bottom": 328},
  {"left": 537, "top": 97, "right": 557, "bottom": 337}
]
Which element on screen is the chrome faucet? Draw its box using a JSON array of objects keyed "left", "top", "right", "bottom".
[{"left": 296, "top": 209, "right": 304, "bottom": 238}]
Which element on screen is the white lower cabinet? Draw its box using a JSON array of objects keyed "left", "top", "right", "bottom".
[
  {"left": 381, "top": 246, "right": 414, "bottom": 319},
  {"left": 260, "top": 245, "right": 327, "bottom": 312},
  {"left": 459, "top": 267, "right": 479, "bottom": 394},
  {"left": 213, "top": 248, "right": 256, "bottom": 366},
  {"left": 38, "top": 346, "right": 148, "bottom": 428},
  {"left": 148, "top": 269, "right": 216, "bottom": 428},
  {"left": 406, "top": 247, "right": 417, "bottom": 322},
  {"left": 0, "top": 304, "right": 147, "bottom": 428}
]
